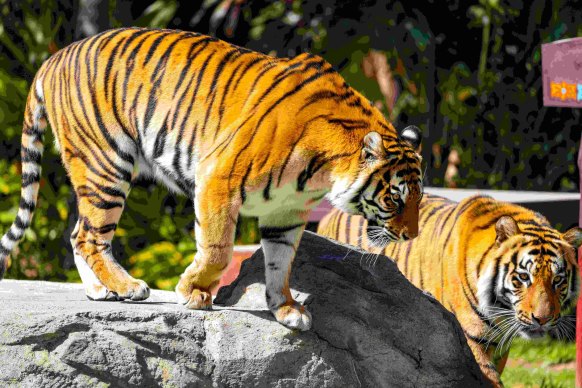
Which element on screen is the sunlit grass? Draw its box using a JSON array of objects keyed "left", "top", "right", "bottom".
[{"left": 502, "top": 337, "right": 575, "bottom": 388}]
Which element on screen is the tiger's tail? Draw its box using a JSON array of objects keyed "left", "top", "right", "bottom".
[{"left": 0, "top": 76, "right": 48, "bottom": 279}]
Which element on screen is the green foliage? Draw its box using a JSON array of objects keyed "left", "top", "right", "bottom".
[
  {"left": 0, "top": 1, "right": 73, "bottom": 282},
  {"left": 0, "top": 0, "right": 62, "bottom": 75},
  {"left": 132, "top": 0, "right": 178, "bottom": 29}
]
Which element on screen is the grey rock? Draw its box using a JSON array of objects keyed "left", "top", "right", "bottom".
[{"left": 0, "top": 231, "right": 487, "bottom": 387}]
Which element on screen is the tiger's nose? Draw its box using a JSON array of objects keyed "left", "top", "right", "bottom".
[
  {"left": 531, "top": 313, "right": 552, "bottom": 326},
  {"left": 402, "top": 229, "right": 418, "bottom": 240},
  {"left": 401, "top": 230, "right": 417, "bottom": 241}
]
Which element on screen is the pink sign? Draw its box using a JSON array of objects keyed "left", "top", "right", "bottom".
[{"left": 542, "top": 38, "right": 582, "bottom": 107}]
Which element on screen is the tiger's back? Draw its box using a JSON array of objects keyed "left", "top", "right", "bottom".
[{"left": 37, "top": 28, "right": 348, "bottom": 195}]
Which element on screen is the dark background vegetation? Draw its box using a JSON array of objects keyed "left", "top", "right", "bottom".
[
  {"left": 0, "top": 1, "right": 579, "bottom": 385},
  {"left": 0, "top": 0, "right": 579, "bottom": 294}
]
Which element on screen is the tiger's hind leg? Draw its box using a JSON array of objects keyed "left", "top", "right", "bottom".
[
  {"left": 67, "top": 157, "right": 150, "bottom": 301},
  {"left": 260, "top": 211, "right": 311, "bottom": 331},
  {"left": 70, "top": 220, "right": 120, "bottom": 301}
]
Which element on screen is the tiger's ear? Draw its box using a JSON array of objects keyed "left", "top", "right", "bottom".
[
  {"left": 362, "top": 131, "right": 386, "bottom": 162},
  {"left": 563, "top": 227, "right": 582, "bottom": 249},
  {"left": 495, "top": 216, "right": 520, "bottom": 245},
  {"left": 400, "top": 125, "right": 421, "bottom": 151}
]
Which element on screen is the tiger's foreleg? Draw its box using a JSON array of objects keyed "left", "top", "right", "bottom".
[
  {"left": 259, "top": 210, "right": 311, "bottom": 331},
  {"left": 465, "top": 336, "right": 504, "bottom": 387},
  {"left": 494, "top": 350, "right": 510, "bottom": 375},
  {"left": 176, "top": 182, "right": 239, "bottom": 309}
]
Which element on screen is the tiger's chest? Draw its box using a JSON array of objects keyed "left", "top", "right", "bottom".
[{"left": 239, "top": 181, "right": 328, "bottom": 218}]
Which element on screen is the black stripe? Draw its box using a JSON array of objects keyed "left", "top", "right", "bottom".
[
  {"left": 240, "top": 161, "right": 253, "bottom": 203},
  {"left": 464, "top": 330, "right": 499, "bottom": 347},
  {"left": 23, "top": 126, "right": 44, "bottom": 140},
  {"left": 238, "top": 66, "right": 335, "bottom": 165},
  {"left": 104, "top": 36, "right": 127, "bottom": 101},
  {"left": 229, "top": 56, "right": 268, "bottom": 98},
  {"left": 327, "top": 118, "right": 369, "bottom": 130},
  {"left": 421, "top": 203, "right": 449, "bottom": 223},
  {"left": 90, "top": 199, "right": 124, "bottom": 210},
  {"left": 183, "top": 52, "right": 216, "bottom": 171},
  {"left": 21, "top": 173, "right": 40, "bottom": 187},
  {"left": 297, "top": 155, "right": 321, "bottom": 192},
  {"left": 344, "top": 213, "right": 351, "bottom": 244},
  {"left": 70, "top": 39, "right": 134, "bottom": 179},
  {"left": 253, "top": 58, "right": 327, "bottom": 108},
  {"left": 14, "top": 216, "right": 29, "bottom": 230},
  {"left": 82, "top": 217, "right": 118, "bottom": 234},
  {"left": 21, "top": 147, "right": 42, "bottom": 163},
  {"left": 333, "top": 211, "right": 343, "bottom": 241},
  {"left": 260, "top": 223, "right": 305, "bottom": 239},
  {"left": 143, "top": 36, "right": 189, "bottom": 132},
  {"left": 153, "top": 114, "right": 170, "bottom": 159},
  {"left": 349, "top": 168, "right": 381, "bottom": 205},
  {"left": 476, "top": 242, "right": 497, "bottom": 276},
  {"left": 6, "top": 229, "right": 19, "bottom": 241},
  {"left": 209, "top": 49, "right": 240, "bottom": 96},
  {"left": 0, "top": 243, "right": 10, "bottom": 256},
  {"left": 247, "top": 61, "right": 278, "bottom": 98},
  {"left": 171, "top": 41, "right": 209, "bottom": 103},
  {"left": 298, "top": 89, "right": 353, "bottom": 112},
  {"left": 474, "top": 211, "right": 522, "bottom": 231},
  {"left": 110, "top": 73, "right": 137, "bottom": 147},
  {"left": 275, "top": 114, "right": 331, "bottom": 186},
  {"left": 19, "top": 198, "right": 36, "bottom": 211},
  {"left": 263, "top": 173, "right": 272, "bottom": 201},
  {"left": 201, "top": 49, "right": 241, "bottom": 139},
  {"left": 143, "top": 32, "right": 171, "bottom": 66}
]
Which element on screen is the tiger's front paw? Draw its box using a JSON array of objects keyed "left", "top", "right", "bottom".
[
  {"left": 273, "top": 303, "right": 312, "bottom": 331},
  {"left": 176, "top": 279, "right": 213, "bottom": 310},
  {"left": 85, "top": 283, "right": 122, "bottom": 301},
  {"left": 112, "top": 278, "right": 150, "bottom": 301}
]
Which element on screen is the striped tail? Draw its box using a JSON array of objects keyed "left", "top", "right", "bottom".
[{"left": 0, "top": 78, "right": 47, "bottom": 279}]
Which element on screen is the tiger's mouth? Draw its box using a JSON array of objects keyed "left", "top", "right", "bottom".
[
  {"left": 365, "top": 223, "right": 398, "bottom": 246},
  {"left": 517, "top": 319, "right": 554, "bottom": 339},
  {"left": 520, "top": 326, "right": 547, "bottom": 339}
]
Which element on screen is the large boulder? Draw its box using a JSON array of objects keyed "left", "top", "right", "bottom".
[{"left": 0, "top": 232, "right": 487, "bottom": 387}]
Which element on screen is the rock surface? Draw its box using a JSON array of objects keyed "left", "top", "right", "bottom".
[{"left": 0, "top": 231, "right": 487, "bottom": 387}]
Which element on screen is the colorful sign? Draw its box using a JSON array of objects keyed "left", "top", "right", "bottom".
[{"left": 542, "top": 37, "right": 582, "bottom": 107}]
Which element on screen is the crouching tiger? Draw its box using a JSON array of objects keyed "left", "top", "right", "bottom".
[
  {"left": 318, "top": 194, "right": 581, "bottom": 386},
  {"left": 0, "top": 27, "right": 424, "bottom": 331}
]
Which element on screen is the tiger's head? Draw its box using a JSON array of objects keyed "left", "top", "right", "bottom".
[
  {"left": 329, "top": 126, "right": 423, "bottom": 244},
  {"left": 477, "top": 215, "right": 582, "bottom": 340}
]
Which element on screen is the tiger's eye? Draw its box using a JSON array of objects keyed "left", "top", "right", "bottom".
[
  {"left": 554, "top": 275, "right": 564, "bottom": 284},
  {"left": 392, "top": 193, "right": 400, "bottom": 201},
  {"left": 518, "top": 273, "right": 529, "bottom": 282}
]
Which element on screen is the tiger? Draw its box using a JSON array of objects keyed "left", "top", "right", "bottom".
[
  {"left": 0, "top": 27, "right": 424, "bottom": 331},
  {"left": 318, "top": 194, "right": 581, "bottom": 386}
]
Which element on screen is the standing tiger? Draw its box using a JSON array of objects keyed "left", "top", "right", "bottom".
[
  {"left": 318, "top": 194, "right": 581, "bottom": 385},
  {"left": 0, "top": 27, "right": 424, "bottom": 331}
]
